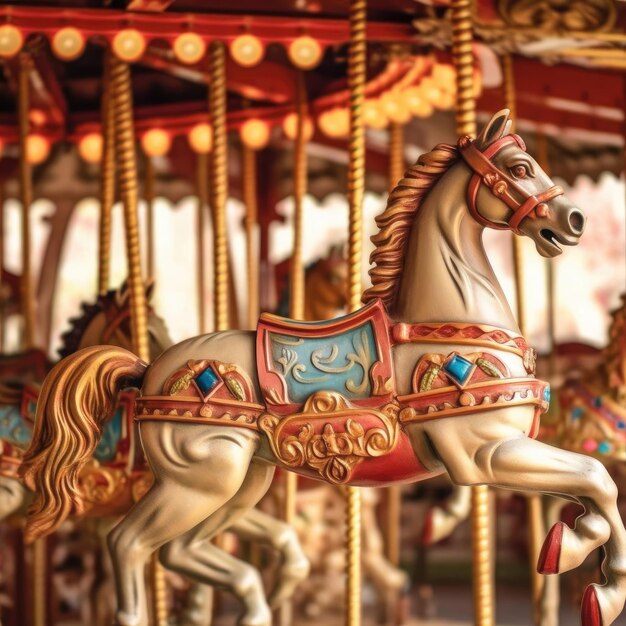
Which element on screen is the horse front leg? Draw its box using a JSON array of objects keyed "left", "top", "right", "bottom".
[{"left": 440, "top": 434, "right": 625, "bottom": 626}]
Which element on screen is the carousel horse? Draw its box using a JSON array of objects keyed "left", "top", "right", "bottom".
[
  {"left": 537, "top": 294, "right": 626, "bottom": 626},
  {"left": 23, "top": 110, "right": 622, "bottom": 626},
  {"left": 0, "top": 284, "right": 308, "bottom": 625}
]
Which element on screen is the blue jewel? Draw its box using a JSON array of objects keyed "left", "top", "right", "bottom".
[
  {"left": 572, "top": 406, "right": 584, "bottom": 420},
  {"left": 593, "top": 396, "right": 603, "bottom": 408},
  {"left": 543, "top": 386, "right": 551, "bottom": 403},
  {"left": 618, "top": 421, "right": 626, "bottom": 430},
  {"left": 598, "top": 441, "right": 611, "bottom": 455},
  {"left": 195, "top": 366, "right": 220, "bottom": 395},
  {"left": 443, "top": 354, "right": 474, "bottom": 385}
]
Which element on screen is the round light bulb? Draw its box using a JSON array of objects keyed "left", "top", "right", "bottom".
[
  {"left": 282, "top": 112, "right": 314, "bottom": 141},
  {"left": 26, "top": 134, "right": 50, "bottom": 165},
  {"left": 0, "top": 25, "right": 23, "bottom": 59},
  {"left": 173, "top": 33, "right": 206, "bottom": 65},
  {"left": 436, "top": 90, "right": 456, "bottom": 110},
  {"left": 363, "top": 99, "right": 388, "bottom": 129},
  {"left": 141, "top": 128, "right": 171, "bottom": 157},
  {"left": 29, "top": 109, "right": 47, "bottom": 127},
  {"left": 288, "top": 36, "right": 322, "bottom": 70},
  {"left": 403, "top": 87, "right": 433, "bottom": 118},
  {"left": 432, "top": 63, "right": 456, "bottom": 93},
  {"left": 240, "top": 118, "right": 271, "bottom": 150},
  {"left": 188, "top": 122, "right": 213, "bottom": 154},
  {"left": 420, "top": 77, "right": 444, "bottom": 106},
  {"left": 52, "top": 27, "right": 86, "bottom": 61},
  {"left": 380, "top": 91, "right": 411, "bottom": 125},
  {"left": 230, "top": 34, "right": 264, "bottom": 67},
  {"left": 112, "top": 29, "right": 146, "bottom": 63},
  {"left": 318, "top": 108, "right": 350, "bottom": 138},
  {"left": 78, "top": 133, "right": 103, "bottom": 164}
]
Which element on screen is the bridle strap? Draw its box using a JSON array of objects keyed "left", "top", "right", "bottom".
[{"left": 459, "top": 134, "right": 564, "bottom": 234}]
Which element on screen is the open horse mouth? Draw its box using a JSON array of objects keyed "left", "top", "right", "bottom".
[{"left": 539, "top": 228, "right": 579, "bottom": 257}]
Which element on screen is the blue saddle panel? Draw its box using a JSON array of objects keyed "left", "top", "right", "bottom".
[{"left": 94, "top": 405, "right": 123, "bottom": 463}]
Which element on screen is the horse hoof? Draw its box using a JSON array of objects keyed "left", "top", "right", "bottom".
[
  {"left": 422, "top": 509, "right": 434, "bottom": 545},
  {"left": 537, "top": 522, "right": 564, "bottom": 574},
  {"left": 581, "top": 586, "right": 602, "bottom": 626}
]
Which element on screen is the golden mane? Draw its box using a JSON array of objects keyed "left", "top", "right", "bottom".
[{"left": 362, "top": 142, "right": 459, "bottom": 309}]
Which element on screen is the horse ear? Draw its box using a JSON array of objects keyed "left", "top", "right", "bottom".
[
  {"left": 115, "top": 280, "right": 130, "bottom": 307},
  {"left": 475, "top": 109, "right": 511, "bottom": 149},
  {"left": 145, "top": 278, "right": 155, "bottom": 302}
]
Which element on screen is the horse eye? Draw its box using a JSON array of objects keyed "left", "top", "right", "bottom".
[{"left": 511, "top": 164, "right": 528, "bottom": 179}]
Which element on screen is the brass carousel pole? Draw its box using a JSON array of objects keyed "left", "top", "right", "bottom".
[
  {"left": 451, "top": 1, "right": 495, "bottom": 625},
  {"left": 279, "top": 71, "right": 308, "bottom": 626},
  {"left": 242, "top": 143, "right": 259, "bottom": 330},
  {"left": 209, "top": 40, "right": 229, "bottom": 333},
  {"left": 145, "top": 154, "right": 156, "bottom": 281},
  {"left": 109, "top": 54, "right": 168, "bottom": 626},
  {"left": 385, "top": 120, "right": 405, "bottom": 571},
  {"left": 502, "top": 52, "right": 544, "bottom": 625},
  {"left": 347, "top": 0, "right": 366, "bottom": 624},
  {"left": 98, "top": 50, "right": 115, "bottom": 296},
  {"left": 19, "top": 51, "right": 47, "bottom": 626},
  {"left": 196, "top": 151, "right": 209, "bottom": 333}
]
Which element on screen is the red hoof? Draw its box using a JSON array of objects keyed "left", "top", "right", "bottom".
[
  {"left": 422, "top": 510, "right": 434, "bottom": 545},
  {"left": 537, "top": 521, "right": 564, "bottom": 574},
  {"left": 581, "top": 586, "right": 602, "bottom": 626}
]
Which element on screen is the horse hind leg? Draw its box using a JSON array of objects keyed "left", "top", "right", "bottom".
[
  {"left": 464, "top": 436, "right": 626, "bottom": 626},
  {"left": 107, "top": 424, "right": 258, "bottom": 626},
  {"left": 159, "top": 459, "right": 279, "bottom": 626},
  {"left": 231, "top": 507, "right": 310, "bottom": 609},
  {"left": 422, "top": 484, "right": 471, "bottom": 545}
]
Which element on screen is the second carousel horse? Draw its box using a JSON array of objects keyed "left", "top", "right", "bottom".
[{"left": 24, "top": 111, "right": 623, "bottom": 626}]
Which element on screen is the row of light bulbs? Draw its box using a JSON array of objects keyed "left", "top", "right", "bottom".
[
  {"left": 3, "top": 60, "right": 479, "bottom": 164},
  {"left": 0, "top": 23, "right": 324, "bottom": 69}
]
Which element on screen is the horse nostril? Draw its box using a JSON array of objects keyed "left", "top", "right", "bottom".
[{"left": 568, "top": 209, "right": 585, "bottom": 235}]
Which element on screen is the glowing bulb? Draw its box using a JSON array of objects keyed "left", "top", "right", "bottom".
[
  {"left": 52, "top": 27, "right": 85, "bottom": 61},
  {"left": 173, "top": 33, "right": 205, "bottom": 65},
  {"left": 420, "top": 77, "right": 444, "bottom": 106},
  {"left": 282, "top": 113, "right": 314, "bottom": 141},
  {"left": 363, "top": 99, "right": 388, "bottom": 129},
  {"left": 403, "top": 87, "right": 433, "bottom": 118},
  {"left": 188, "top": 122, "right": 213, "bottom": 154},
  {"left": 26, "top": 134, "right": 50, "bottom": 165},
  {"left": 141, "top": 129, "right": 171, "bottom": 157},
  {"left": 318, "top": 108, "right": 350, "bottom": 138},
  {"left": 112, "top": 29, "right": 146, "bottom": 63},
  {"left": 436, "top": 90, "right": 456, "bottom": 110},
  {"left": 78, "top": 133, "right": 103, "bottom": 164},
  {"left": 0, "top": 25, "right": 23, "bottom": 59},
  {"left": 230, "top": 34, "right": 264, "bottom": 67},
  {"left": 380, "top": 91, "right": 411, "bottom": 125},
  {"left": 29, "top": 109, "right": 47, "bottom": 127},
  {"left": 288, "top": 36, "right": 322, "bottom": 70},
  {"left": 432, "top": 63, "right": 456, "bottom": 93},
  {"left": 240, "top": 118, "right": 271, "bottom": 150}
]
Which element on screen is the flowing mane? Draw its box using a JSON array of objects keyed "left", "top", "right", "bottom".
[{"left": 362, "top": 142, "right": 459, "bottom": 309}]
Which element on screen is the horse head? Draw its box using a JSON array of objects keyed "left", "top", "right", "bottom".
[
  {"left": 461, "top": 109, "right": 586, "bottom": 257},
  {"left": 59, "top": 281, "right": 173, "bottom": 360},
  {"left": 305, "top": 245, "right": 348, "bottom": 319}
]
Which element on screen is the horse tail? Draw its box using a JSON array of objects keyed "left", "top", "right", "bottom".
[{"left": 21, "top": 345, "right": 147, "bottom": 543}]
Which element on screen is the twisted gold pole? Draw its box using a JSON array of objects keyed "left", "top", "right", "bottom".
[
  {"left": 110, "top": 55, "right": 167, "bottom": 626},
  {"left": 144, "top": 155, "right": 155, "bottom": 281},
  {"left": 452, "top": 2, "right": 495, "bottom": 625},
  {"left": 0, "top": 180, "right": 4, "bottom": 352},
  {"left": 196, "top": 152, "right": 209, "bottom": 333},
  {"left": 18, "top": 53, "right": 35, "bottom": 349},
  {"left": 19, "top": 51, "right": 47, "bottom": 626},
  {"left": 242, "top": 145, "right": 259, "bottom": 330},
  {"left": 98, "top": 50, "right": 115, "bottom": 296},
  {"left": 386, "top": 120, "right": 404, "bottom": 569},
  {"left": 503, "top": 53, "right": 544, "bottom": 624},
  {"left": 347, "top": 1, "right": 367, "bottom": 625},
  {"left": 209, "top": 41, "right": 229, "bottom": 332}
]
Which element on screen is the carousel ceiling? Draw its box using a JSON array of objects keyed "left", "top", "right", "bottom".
[{"left": 0, "top": 0, "right": 624, "bottom": 194}]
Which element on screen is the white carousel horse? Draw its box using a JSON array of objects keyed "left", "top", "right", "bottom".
[{"left": 23, "top": 110, "right": 622, "bottom": 626}]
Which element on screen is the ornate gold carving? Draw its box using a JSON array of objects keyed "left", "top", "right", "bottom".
[
  {"left": 498, "top": 0, "right": 616, "bottom": 33},
  {"left": 259, "top": 392, "right": 399, "bottom": 485},
  {"left": 78, "top": 459, "right": 127, "bottom": 512}
]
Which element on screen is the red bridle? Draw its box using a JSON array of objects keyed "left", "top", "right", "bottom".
[{"left": 458, "top": 134, "right": 564, "bottom": 235}]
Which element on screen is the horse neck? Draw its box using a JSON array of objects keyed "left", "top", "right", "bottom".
[{"left": 391, "top": 162, "right": 519, "bottom": 332}]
